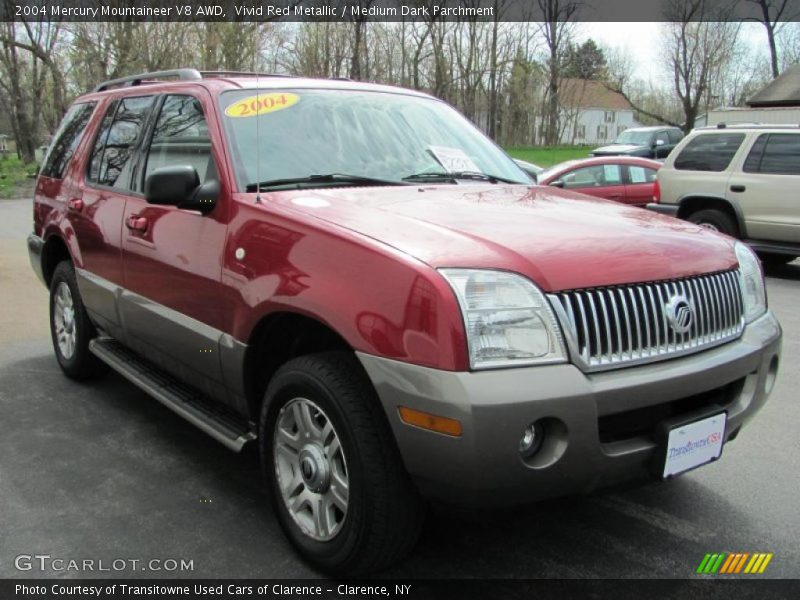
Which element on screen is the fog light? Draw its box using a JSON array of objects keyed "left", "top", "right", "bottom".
[{"left": 519, "top": 421, "right": 545, "bottom": 458}]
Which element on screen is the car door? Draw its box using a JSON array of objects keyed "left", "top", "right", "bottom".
[
  {"left": 75, "top": 96, "right": 154, "bottom": 342},
  {"left": 732, "top": 133, "right": 800, "bottom": 243},
  {"left": 559, "top": 164, "right": 627, "bottom": 201},
  {"left": 119, "top": 91, "right": 231, "bottom": 401},
  {"left": 623, "top": 164, "right": 658, "bottom": 206}
]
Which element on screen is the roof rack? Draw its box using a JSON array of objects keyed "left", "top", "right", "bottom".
[
  {"left": 93, "top": 68, "right": 296, "bottom": 93},
  {"left": 93, "top": 69, "right": 202, "bottom": 92},
  {"left": 198, "top": 70, "right": 293, "bottom": 79}
]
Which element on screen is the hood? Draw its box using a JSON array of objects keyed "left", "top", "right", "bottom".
[
  {"left": 591, "top": 143, "right": 647, "bottom": 155},
  {"left": 266, "top": 185, "right": 737, "bottom": 292}
]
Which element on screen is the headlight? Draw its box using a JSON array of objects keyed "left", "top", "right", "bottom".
[
  {"left": 735, "top": 242, "right": 767, "bottom": 323},
  {"left": 439, "top": 269, "right": 567, "bottom": 369}
]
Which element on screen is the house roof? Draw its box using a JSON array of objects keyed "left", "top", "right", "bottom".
[
  {"left": 560, "top": 78, "right": 633, "bottom": 111},
  {"left": 748, "top": 64, "right": 800, "bottom": 107}
]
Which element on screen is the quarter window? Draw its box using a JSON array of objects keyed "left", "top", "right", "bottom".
[
  {"left": 673, "top": 133, "right": 745, "bottom": 172},
  {"left": 743, "top": 133, "right": 800, "bottom": 175},
  {"left": 144, "top": 95, "right": 216, "bottom": 185},
  {"left": 40, "top": 102, "right": 96, "bottom": 179},
  {"left": 87, "top": 96, "right": 154, "bottom": 188}
]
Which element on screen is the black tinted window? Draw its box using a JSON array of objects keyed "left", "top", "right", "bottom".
[
  {"left": 40, "top": 102, "right": 96, "bottom": 179},
  {"left": 745, "top": 133, "right": 800, "bottom": 175},
  {"left": 87, "top": 96, "right": 154, "bottom": 188},
  {"left": 144, "top": 95, "right": 215, "bottom": 185},
  {"left": 743, "top": 135, "right": 768, "bottom": 172},
  {"left": 673, "top": 133, "right": 745, "bottom": 171}
]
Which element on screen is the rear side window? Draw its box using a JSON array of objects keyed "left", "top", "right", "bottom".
[
  {"left": 144, "top": 95, "right": 216, "bottom": 185},
  {"left": 743, "top": 133, "right": 800, "bottom": 175},
  {"left": 673, "top": 133, "right": 745, "bottom": 172},
  {"left": 40, "top": 102, "right": 96, "bottom": 179},
  {"left": 87, "top": 96, "right": 154, "bottom": 189}
]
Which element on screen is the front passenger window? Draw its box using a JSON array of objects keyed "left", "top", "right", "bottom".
[
  {"left": 87, "top": 96, "right": 154, "bottom": 189},
  {"left": 144, "top": 95, "right": 216, "bottom": 186}
]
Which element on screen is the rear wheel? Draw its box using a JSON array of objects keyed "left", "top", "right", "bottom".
[
  {"left": 687, "top": 209, "right": 738, "bottom": 237},
  {"left": 260, "top": 352, "right": 424, "bottom": 575},
  {"left": 49, "top": 261, "right": 108, "bottom": 380}
]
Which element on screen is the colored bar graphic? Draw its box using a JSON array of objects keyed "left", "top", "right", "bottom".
[
  {"left": 720, "top": 553, "right": 736, "bottom": 574},
  {"left": 711, "top": 553, "right": 726, "bottom": 573},
  {"left": 759, "top": 553, "right": 773, "bottom": 573},
  {"left": 697, "top": 554, "right": 713, "bottom": 574},
  {"left": 701, "top": 552, "right": 773, "bottom": 575},
  {"left": 734, "top": 553, "right": 750, "bottom": 573}
]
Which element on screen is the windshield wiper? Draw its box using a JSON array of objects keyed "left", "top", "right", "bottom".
[
  {"left": 402, "top": 171, "right": 519, "bottom": 184},
  {"left": 245, "top": 173, "right": 407, "bottom": 192}
]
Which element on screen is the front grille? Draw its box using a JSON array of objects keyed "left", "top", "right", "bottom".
[{"left": 549, "top": 270, "right": 744, "bottom": 371}]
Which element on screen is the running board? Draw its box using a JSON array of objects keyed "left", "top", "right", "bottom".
[{"left": 89, "top": 338, "right": 256, "bottom": 452}]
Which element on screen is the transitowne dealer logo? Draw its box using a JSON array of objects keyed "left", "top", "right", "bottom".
[{"left": 697, "top": 552, "right": 774, "bottom": 574}]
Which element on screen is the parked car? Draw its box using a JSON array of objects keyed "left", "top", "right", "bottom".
[
  {"left": 513, "top": 158, "right": 544, "bottom": 182},
  {"left": 29, "top": 70, "right": 781, "bottom": 574},
  {"left": 538, "top": 156, "right": 661, "bottom": 206},
  {"left": 591, "top": 126, "right": 684, "bottom": 159},
  {"left": 649, "top": 124, "right": 800, "bottom": 264}
]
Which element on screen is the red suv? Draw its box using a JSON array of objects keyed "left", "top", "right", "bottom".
[{"left": 28, "top": 70, "right": 782, "bottom": 574}]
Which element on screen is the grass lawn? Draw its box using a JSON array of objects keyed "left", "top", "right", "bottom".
[
  {"left": 0, "top": 154, "right": 37, "bottom": 198},
  {"left": 504, "top": 145, "right": 592, "bottom": 168}
]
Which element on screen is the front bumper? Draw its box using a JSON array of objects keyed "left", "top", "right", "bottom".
[
  {"left": 358, "top": 310, "right": 781, "bottom": 507},
  {"left": 646, "top": 203, "right": 679, "bottom": 216},
  {"left": 27, "top": 233, "right": 46, "bottom": 286}
]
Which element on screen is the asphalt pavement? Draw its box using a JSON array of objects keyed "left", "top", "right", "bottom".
[{"left": 1, "top": 195, "right": 798, "bottom": 579}]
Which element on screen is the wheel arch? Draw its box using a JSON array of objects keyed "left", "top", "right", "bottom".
[
  {"left": 41, "top": 234, "right": 72, "bottom": 287},
  {"left": 677, "top": 195, "right": 747, "bottom": 238},
  {"left": 243, "top": 311, "right": 355, "bottom": 423}
]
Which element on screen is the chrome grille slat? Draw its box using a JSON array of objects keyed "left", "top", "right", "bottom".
[{"left": 549, "top": 270, "right": 745, "bottom": 372}]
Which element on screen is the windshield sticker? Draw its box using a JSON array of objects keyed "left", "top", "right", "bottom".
[
  {"left": 427, "top": 145, "right": 481, "bottom": 174},
  {"left": 225, "top": 93, "right": 299, "bottom": 118}
]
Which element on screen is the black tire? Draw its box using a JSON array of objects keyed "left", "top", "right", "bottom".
[
  {"left": 760, "top": 253, "right": 796, "bottom": 266},
  {"left": 687, "top": 209, "right": 738, "bottom": 237},
  {"left": 260, "top": 352, "right": 425, "bottom": 575},
  {"left": 49, "top": 261, "right": 108, "bottom": 380}
]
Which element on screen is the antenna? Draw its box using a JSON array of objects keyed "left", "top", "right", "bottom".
[{"left": 254, "top": 32, "right": 262, "bottom": 204}]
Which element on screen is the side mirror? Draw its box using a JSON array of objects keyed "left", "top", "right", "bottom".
[
  {"left": 654, "top": 138, "right": 666, "bottom": 147},
  {"left": 550, "top": 179, "right": 565, "bottom": 188},
  {"left": 145, "top": 165, "right": 218, "bottom": 214}
]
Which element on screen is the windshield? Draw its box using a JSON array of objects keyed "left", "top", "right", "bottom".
[
  {"left": 219, "top": 89, "right": 529, "bottom": 190},
  {"left": 612, "top": 130, "right": 652, "bottom": 145}
]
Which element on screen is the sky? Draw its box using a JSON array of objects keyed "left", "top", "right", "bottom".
[{"left": 580, "top": 21, "right": 769, "bottom": 86}]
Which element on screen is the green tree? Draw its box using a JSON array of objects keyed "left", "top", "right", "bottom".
[{"left": 562, "top": 38, "right": 607, "bottom": 80}]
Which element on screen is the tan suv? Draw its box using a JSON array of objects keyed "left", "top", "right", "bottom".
[{"left": 649, "top": 124, "right": 800, "bottom": 264}]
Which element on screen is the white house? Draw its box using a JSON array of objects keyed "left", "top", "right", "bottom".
[{"left": 558, "top": 79, "right": 641, "bottom": 145}]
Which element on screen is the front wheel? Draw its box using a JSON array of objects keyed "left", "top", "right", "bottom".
[
  {"left": 49, "top": 261, "right": 108, "bottom": 380},
  {"left": 260, "top": 352, "right": 425, "bottom": 575}
]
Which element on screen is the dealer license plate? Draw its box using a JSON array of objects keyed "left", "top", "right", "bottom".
[{"left": 663, "top": 413, "right": 726, "bottom": 478}]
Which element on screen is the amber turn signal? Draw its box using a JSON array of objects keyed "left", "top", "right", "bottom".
[{"left": 398, "top": 406, "right": 462, "bottom": 437}]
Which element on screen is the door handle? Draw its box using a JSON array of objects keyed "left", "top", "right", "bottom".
[
  {"left": 125, "top": 214, "right": 149, "bottom": 233},
  {"left": 730, "top": 185, "right": 746, "bottom": 193},
  {"left": 67, "top": 198, "right": 84, "bottom": 212}
]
